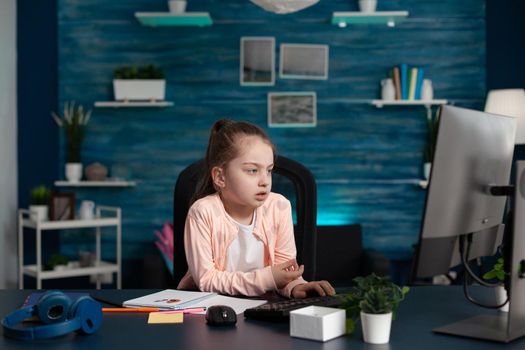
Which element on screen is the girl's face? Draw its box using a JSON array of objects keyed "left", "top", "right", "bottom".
[{"left": 213, "top": 135, "right": 274, "bottom": 221}]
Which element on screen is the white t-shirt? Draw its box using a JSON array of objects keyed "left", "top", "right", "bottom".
[{"left": 226, "top": 212, "right": 264, "bottom": 272}]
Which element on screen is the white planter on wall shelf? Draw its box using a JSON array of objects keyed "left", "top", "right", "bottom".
[{"left": 113, "top": 79, "right": 166, "bottom": 101}]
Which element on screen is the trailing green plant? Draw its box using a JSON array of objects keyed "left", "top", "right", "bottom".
[
  {"left": 337, "top": 274, "right": 410, "bottom": 334},
  {"left": 30, "top": 185, "right": 51, "bottom": 205},
  {"left": 423, "top": 109, "right": 440, "bottom": 163},
  {"left": 113, "top": 64, "right": 165, "bottom": 79},
  {"left": 51, "top": 101, "right": 91, "bottom": 163}
]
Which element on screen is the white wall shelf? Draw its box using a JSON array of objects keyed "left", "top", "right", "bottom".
[
  {"left": 135, "top": 12, "right": 213, "bottom": 27},
  {"left": 18, "top": 206, "right": 122, "bottom": 289},
  {"left": 95, "top": 101, "right": 173, "bottom": 108},
  {"left": 371, "top": 99, "right": 448, "bottom": 108},
  {"left": 54, "top": 180, "right": 136, "bottom": 187},
  {"left": 332, "top": 11, "right": 409, "bottom": 28},
  {"left": 418, "top": 180, "right": 428, "bottom": 189}
]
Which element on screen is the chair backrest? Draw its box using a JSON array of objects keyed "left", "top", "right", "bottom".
[{"left": 172, "top": 155, "right": 317, "bottom": 285}]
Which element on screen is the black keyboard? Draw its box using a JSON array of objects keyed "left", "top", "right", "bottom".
[{"left": 244, "top": 295, "right": 343, "bottom": 322}]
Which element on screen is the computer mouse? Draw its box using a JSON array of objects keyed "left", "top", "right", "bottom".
[{"left": 205, "top": 305, "right": 237, "bottom": 326}]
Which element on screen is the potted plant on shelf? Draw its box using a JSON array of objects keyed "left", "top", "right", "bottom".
[
  {"left": 483, "top": 257, "right": 509, "bottom": 312},
  {"left": 338, "top": 274, "right": 409, "bottom": 344},
  {"left": 423, "top": 110, "right": 439, "bottom": 180},
  {"left": 45, "top": 254, "right": 69, "bottom": 271},
  {"left": 113, "top": 64, "right": 166, "bottom": 102},
  {"left": 29, "top": 185, "right": 51, "bottom": 222},
  {"left": 52, "top": 101, "right": 91, "bottom": 183}
]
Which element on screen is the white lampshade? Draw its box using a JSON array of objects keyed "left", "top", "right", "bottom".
[
  {"left": 250, "top": 0, "right": 319, "bottom": 14},
  {"left": 485, "top": 89, "right": 525, "bottom": 144}
]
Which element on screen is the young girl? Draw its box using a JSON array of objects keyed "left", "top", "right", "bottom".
[{"left": 177, "top": 119, "right": 335, "bottom": 298}]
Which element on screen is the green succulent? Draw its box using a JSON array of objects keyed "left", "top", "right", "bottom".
[
  {"left": 30, "top": 185, "right": 51, "bottom": 205},
  {"left": 113, "top": 64, "right": 165, "bottom": 79},
  {"left": 337, "top": 273, "right": 409, "bottom": 334}
]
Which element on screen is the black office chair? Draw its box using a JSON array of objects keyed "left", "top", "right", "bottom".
[
  {"left": 315, "top": 224, "right": 390, "bottom": 287},
  {"left": 172, "top": 155, "right": 318, "bottom": 285}
]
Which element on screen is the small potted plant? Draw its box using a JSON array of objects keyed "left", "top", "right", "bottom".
[
  {"left": 45, "top": 254, "right": 69, "bottom": 271},
  {"left": 339, "top": 274, "right": 409, "bottom": 344},
  {"left": 51, "top": 101, "right": 91, "bottom": 182},
  {"left": 423, "top": 110, "right": 439, "bottom": 180},
  {"left": 483, "top": 257, "right": 509, "bottom": 312},
  {"left": 29, "top": 185, "right": 51, "bottom": 222},
  {"left": 113, "top": 64, "right": 166, "bottom": 102}
]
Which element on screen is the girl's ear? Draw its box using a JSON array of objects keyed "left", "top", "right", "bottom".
[{"left": 211, "top": 166, "right": 226, "bottom": 189}]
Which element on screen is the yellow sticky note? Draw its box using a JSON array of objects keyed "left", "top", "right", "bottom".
[{"left": 148, "top": 312, "right": 184, "bottom": 324}]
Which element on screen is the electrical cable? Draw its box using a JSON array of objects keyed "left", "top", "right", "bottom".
[{"left": 460, "top": 234, "right": 509, "bottom": 309}]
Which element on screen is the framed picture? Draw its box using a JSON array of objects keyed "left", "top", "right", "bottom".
[
  {"left": 279, "top": 44, "right": 329, "bottom": 80},
  {"left": 50, "top": 193, "right": 76, "bottom": 221},
  {"left": 268, "top": 92, "right": 317, "bottom": 128},
  {"left": 240, "top": 37, "right": 275, "bottom": 86}
]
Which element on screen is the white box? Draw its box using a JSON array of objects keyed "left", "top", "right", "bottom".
[{"left": 290, "top": 306, "right": 346, "bottom": 342}]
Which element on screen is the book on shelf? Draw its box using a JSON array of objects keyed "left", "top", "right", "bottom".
[
  {"left": 415, "top": 68, "right": 425, "bottom": 99},
  {"left": 408, "top": 67, "right": 417, "bottom": 100},
  {"left": 392, "top": 67, "right": 401, "bottom": 100},
  {"left": 400, "top": 64, "right": 408, "bottom": 100}
]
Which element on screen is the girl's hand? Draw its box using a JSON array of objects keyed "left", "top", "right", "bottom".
[
  {"left": 291, "top": 281, "right": 335, "bottom": 299},
  {"left": 271, "top": 259, "right": 304, "bottom": 289}
]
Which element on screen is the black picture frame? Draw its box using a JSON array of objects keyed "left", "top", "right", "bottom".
[{"left": 50, "top": 192, "right": 76, "bottom": 221}]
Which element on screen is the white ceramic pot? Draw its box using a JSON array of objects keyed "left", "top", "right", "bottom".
[
  {"left": 361, "top": 311, "right": 392, "bottom": 344},
  {"left": 358, "top": 0, "right": 377, "bottom": 13},
  {"left": 29, "top": 205, "right": 48, "bottom": 222},
  {"left": 381, "top": 78, "right": 395, "bottom": 101},
  {"left": 113, "top": 79, "right": 166, "bottom": 101},
  {"left": 168, "top": 0, "right": 187, "bottom": 13},
  {"left": 495, "top": 286, "right": 509, "bottom": 312},
  {"left": 423, "top": 162, "right": 432, "bottom": 180},
  {"left": 65, "top": 163, "right": 83, "bottom": 183}
]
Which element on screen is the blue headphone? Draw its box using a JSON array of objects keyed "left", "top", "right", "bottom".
[{"left": 2, "top": 291, "right": 103, "bottom": 340}]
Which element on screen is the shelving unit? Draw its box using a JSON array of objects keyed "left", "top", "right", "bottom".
[
  {"left": 18, "top": 206, "right": 122, "bottom": 289},
  {"left": 135, "top": 12, "right": 213, "bottom": 27},
  {"left": 94, "top": 101, "right": 173, "bottom": 108},
  {"left": 54, "top": 180, "right": 136, "bottom": 187},
  {"left": 332, "top": 11, "right": 409, "bottom": 28}
]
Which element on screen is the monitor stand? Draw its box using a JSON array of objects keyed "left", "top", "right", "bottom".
[{"left": 433, "top": 160, "right": 525, "bottom": 343}]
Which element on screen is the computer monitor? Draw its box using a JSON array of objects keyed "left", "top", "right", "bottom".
[
  {"left": 410, "top": 105, "right": 525, "bottom": 342},
  {"left": 411, "top": 105, "right": 516, "bottom": 280}
]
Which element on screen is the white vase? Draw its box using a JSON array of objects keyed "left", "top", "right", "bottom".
[
  {"left": 358, "top": 0, "right": 377, "bottom": 13},
  {"left": 381, "top": 78, "right": 395, "bottom": 101},
  {"left": 421, "top": 79, "right": 434, "bottom": 100},
  {"left": 495, "top": 286, "right": 509, "bottom": 312},
  {"left": 361, "top": 311, "right": 392, "bottom": 344},
  {"left": 168, "top": 0, "right": 187, "bottom": 13},
  {"left": 423, "top": 162, "right": 432, "bottom": 180},
  {"left": 65, "top": 163, "right": 83, "bottom": 183},
  {"left": 29, "top": 205, "right": 48, "bottom": 222}
]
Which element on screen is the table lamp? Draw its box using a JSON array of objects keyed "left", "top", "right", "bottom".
[{"left": 484, "top": 89, "right": 525, "bottom": 144}]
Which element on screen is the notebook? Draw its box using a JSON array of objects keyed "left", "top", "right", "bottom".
[{"left": 123, "top": 289, "right": 216, "bottom": 310}]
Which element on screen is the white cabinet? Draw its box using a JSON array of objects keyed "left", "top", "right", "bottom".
[{"left": 18, "top": 206, "right": 122, "bottom": 289}]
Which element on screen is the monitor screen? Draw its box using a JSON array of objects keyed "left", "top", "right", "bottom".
[{"left": 411, "top": 105, "right": 516, "bottom": 280}]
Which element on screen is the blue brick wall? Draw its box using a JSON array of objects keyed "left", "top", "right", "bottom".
[{"left": 57, "top": 0, "right": 485, "bottom": 280}]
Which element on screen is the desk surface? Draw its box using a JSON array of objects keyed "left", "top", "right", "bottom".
[{"left": 1, "top": 286, "right": 524, "bottom": 349}]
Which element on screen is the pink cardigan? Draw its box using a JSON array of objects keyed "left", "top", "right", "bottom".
[{"left": 177, "top": 192, "right": 306, "bottom": 297}]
